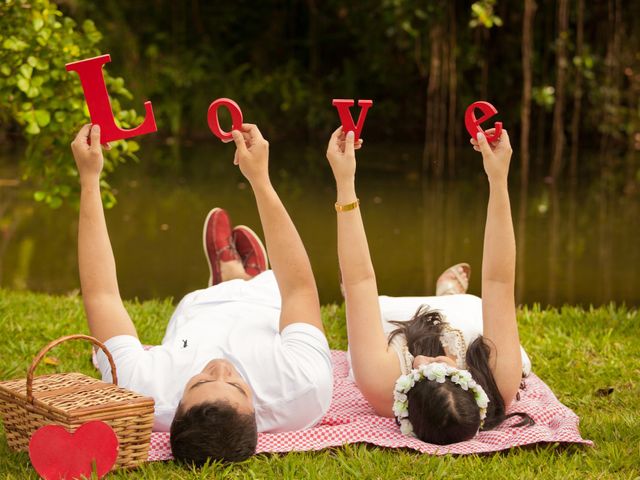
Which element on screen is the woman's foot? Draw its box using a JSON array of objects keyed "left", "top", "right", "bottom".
[
  {"left": 202, "top": 208, "right": 249, "bottom": 286},
  {"left": 435, "top": 263, "right": 471, "bottom": 296}
]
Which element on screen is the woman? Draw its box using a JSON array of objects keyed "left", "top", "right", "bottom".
[{"left": 326, "top": 127, "right": 531, "bottom": 444}]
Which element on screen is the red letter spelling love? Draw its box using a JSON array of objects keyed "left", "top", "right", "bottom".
[
  {"left": 65, "top": 54, "right": 157, "bottom": 144},
  {"left": 207, "top": 98, "right": 244, "bottom": 142},
  {"left": 332, "top": 99, "right": 373, "bottom": 142},
  {"left": 464, "top": 101, "right": 503, "bottom": 142}
]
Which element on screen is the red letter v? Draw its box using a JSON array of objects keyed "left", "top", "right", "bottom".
[
  {"left": 66, "top": 54, "right": 157, "bottom": 144},
  {"left": 332, "top": 99, "right": 373, "bottom": 141}
]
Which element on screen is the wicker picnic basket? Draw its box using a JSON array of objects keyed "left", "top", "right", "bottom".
[{"left": 0, "top": 334, "right": 155, "bottom": 469}]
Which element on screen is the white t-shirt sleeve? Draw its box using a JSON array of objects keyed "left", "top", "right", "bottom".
[
  {"left": 96, "top": 335, "right": 181, "bottom": 432},
  {"left": 280, "top": 323, "right": 331, "bottom": 363},
  {"left": 256, "top": 323, "right": 333, "bottom": 432},
  {"left": 95, "top": 335, "right": 145, "bottom": 389},
  {"left": 281, "top": 322, "right": 331, "bottom": 376}
]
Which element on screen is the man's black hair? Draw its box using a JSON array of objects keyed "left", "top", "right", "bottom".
[{"left": 170, "top": 401, "right": 257, "bottom": 465}]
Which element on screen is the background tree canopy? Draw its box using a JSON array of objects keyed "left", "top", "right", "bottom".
[
  {"left": 0, "top": 0, "right": 143, "bottom": 208},
  {"left": 1, "top": 0, "right": 638, "bottom": 207}
]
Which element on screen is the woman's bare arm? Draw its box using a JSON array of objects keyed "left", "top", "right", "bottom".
[
  {"left": 472, "top": 129, "right": 523, "bottom": 405},
  {"left": 327, "top": 128, "right": 399, "bottom": 415}
]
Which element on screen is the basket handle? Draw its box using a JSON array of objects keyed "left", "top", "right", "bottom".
[{"left": 27, "top": 334, "right": 118, "bottom": 404}]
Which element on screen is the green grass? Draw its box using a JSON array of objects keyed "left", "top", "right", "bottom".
[{"left": 0, "top": 289, "right": 638, "bottom": 479}]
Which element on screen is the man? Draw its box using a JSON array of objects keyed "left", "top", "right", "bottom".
[{"left": 71, "top": 123, "right": 332, "bottom": 465}]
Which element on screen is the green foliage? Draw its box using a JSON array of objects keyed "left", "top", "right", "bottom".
[
  {"left": 1, "top": 0, "right": 639, "bottom": 206},
  {"left": 532, "top": 85, "right": 556, "bottom": 111},
  {"left": 0, "top": 291, "right": 639, "bottom": 478},
  {"left": 382, "top": 0, "right": 432, "bottom": 39},
  {"left": 469, "top": 0, "right": 503, "bottom": 28},
  {"left": 0, "top": 0, "right": 143, "bottom": 208}
]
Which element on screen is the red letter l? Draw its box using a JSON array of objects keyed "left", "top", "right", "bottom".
[{"left": 66, "top": 54, "right": 157, "bottom": 144}]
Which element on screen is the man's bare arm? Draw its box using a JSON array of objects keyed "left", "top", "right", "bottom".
[
  {"left": 231, "top": 124, "right": 322, "bottom": 333},
  {"left": 72, "top": 124, "right": 137, "bottom": 343}
]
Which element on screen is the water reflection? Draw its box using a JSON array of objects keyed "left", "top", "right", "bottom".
[{"left": 0, "top": 143, "right": 638, "bottom": 306}]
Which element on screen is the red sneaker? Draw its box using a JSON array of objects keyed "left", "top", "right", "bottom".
[
  {"left": 202, "top": 208, "right": 241, "bottom": 286},
  {"left": 232, "top": 225, "right": 269, "bottom": 277}
]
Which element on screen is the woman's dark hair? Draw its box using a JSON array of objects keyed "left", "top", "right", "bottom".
[
  {"left": 388, "top": 306, "right": 533, "bottom": 444},
  {"left": 170, "top": 401, "right": 257, "bottom": 465}
]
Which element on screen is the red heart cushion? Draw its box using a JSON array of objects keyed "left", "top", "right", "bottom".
[{"left": 29, "top": 421, "right": 119, "bottom": 480}]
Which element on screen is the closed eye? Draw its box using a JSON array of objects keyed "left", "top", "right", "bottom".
[
  {"left": 190, "top": 380, "right": 247, "bottom": 397},
  {"left": 190, "top": 380, "right": 212, "bottom": 391},
  {"left": 228, "top": 383, "right": 248, "bottom": 397}
]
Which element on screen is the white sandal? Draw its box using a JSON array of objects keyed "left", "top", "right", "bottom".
[{"left": 436, "top": 263, "right": 471, "bottom": 296}]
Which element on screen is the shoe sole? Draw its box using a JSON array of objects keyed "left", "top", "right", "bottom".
[
  {"left": 202, "top": 207, "right": 223, "bottom": 287},
  {"left": 233, "top": 225, "right": 269, "bottom": 271}
]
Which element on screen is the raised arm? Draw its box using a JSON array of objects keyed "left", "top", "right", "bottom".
[
  {"left": 326, "top": 128, "right": 399, "bottom": 414},
  {"left": 72, "top": 124, "right": 137, "bottom": 343},
  {"left": 472, "top": 129, "right": 522, "bottom": 405},
  {"left": 231, "top": 124, "right": 322, "bottom": 334}
]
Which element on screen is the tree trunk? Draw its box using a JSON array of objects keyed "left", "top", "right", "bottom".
[
  {"left": 307, "top": 0, "right": 319, "bottom": 140},
  {"left": 422, "top": 178, "right": 445, "bottom": 294},
  {"left": 438, "top": 29, "right": 449, "bottom": 178},
  {"left": 307, "top": 0, "right": 319, "bottom": 76},
  {"left": 567, "top": 173, "right": 577, "bottom": 302},
  {"left": 447, "top": 3, "right": 458, "bottom": 178},
  {"left": 600, "top": 0, "right": 622, "bottom": 175},
  {"left": 547, "top": 185, "right": 560, "bottom": 304},
  {"left": 534, "top": 0, "right": 553, "bottom": 174},
  {"left": 516, "top": 0, "right": 536, "bottom": 305},
  {"left": 569, "top": 0, "right": 584, "bottom": 185},
  {"left": 549, "top": 0, "right": 569, "bottom": 180},
  {"left": 423, "top": 24, "right": 443, "bottom": 175},
  {"left": 191, "top": 0, "right": 205, "bottom": 36},
  {"left": 516, "top": 185, "right": 528, "bottom": 304},
  {"left": 520, "top": 0, "right": 537, "bottom": 189},
  {"left": 596, "top": 0, "right": 622, "bottom": 303},
  {"left": 567, "top": 0, "right": 584, "bottom": 302}
]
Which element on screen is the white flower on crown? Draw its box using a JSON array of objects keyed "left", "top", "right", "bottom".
[
  {"left": 395, "top": 392, "right": 407, "bottom": 403},
  {"left": 399, "top": 419, "right": 415, "bottom": 436},
  {"left": 393, "top": 400, "right": 409, "bottom": 417},
  {"left": 474, "top": 389, "right": 490, "bottom": 409},
  {"left": 451, "top": 370, "right": 472, "bottom": 390},
  {"left": 395, "top": 374, "right": 415, "bottom": 394},
  {"left": 392, "top": 361, "right": 490, "bottom": 437},
  {"left": 422, "top": 362, "right": 448, "bottom": 383}
]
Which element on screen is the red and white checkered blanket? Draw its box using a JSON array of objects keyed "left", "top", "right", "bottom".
[{"left": 95, "top": 350, "right": 591, "bottom": 460}]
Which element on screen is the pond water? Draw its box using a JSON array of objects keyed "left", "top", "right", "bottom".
[{"left": 1, "top": 141, "right": 638, "bottom": 307}]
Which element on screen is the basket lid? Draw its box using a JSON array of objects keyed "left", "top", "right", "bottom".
[{"left": 0, "top": 372, "right": 154, "bottom": 422}]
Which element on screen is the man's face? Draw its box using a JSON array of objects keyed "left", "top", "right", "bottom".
[{"left": 180, "top": 359, "right": 254, "bottom": 414}]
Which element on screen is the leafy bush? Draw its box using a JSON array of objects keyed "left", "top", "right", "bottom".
[{"left": 0, "top": 0, "right": 143, "bottom": 208}]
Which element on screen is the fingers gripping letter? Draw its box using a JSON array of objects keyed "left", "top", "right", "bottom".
[
  {"left": 332, "top": 99, "right": 373, "bottom": 142},
  {"left": 464, "top": 101, "right": 502, "bottom": 143}
]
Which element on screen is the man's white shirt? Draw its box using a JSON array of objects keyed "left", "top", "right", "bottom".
[{"left": 96, "top": 271, "right": 333, "bottom": 432}]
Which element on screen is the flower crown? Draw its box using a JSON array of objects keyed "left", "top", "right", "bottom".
[{"left": 393, "top": 362, "right": 490, "bottom": 437}]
